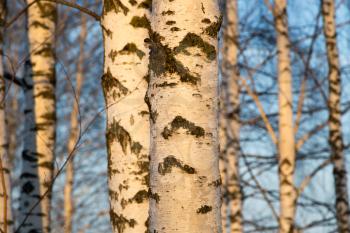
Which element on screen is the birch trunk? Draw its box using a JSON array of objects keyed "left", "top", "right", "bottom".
[
  {"left": 221, "top": 0, "right": 242, "bottom": 232},
  {"left": 219, "top": 91, "right": 228, "bottom": 231},
  {"left": 101, "top": 1, "right": 150, "bottom": 232},
  {"left": 274, "top": 1, "right": 296, "bottom": 232},
  {"left": 148, "top": 1, "right": 222, "bottom": 232},
  {"left": 19, "top": 57, "right": 38, "bottom": 233},
  {"left": 0, "top": 2, "right": 13, "bottom": 232},
  {"left": 322, "top": 1, "right": 350, "bottom": 232},
  {"left": 19, "top": 1, "right": 57, "bottom": 232},
  {"left": 63, "top": 14, "right": 87, "bottom": 233}
]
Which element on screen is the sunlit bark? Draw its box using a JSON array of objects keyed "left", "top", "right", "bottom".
[
  {"left": 101, "top": 1, "right": 150, "bottom": 232},
  {"left": 148, "top": 1, "right": 222, "bottom": 232},
  {"left": 221, "top": 0, "right": 243, "bottom": 232},
  {"left": 274, "top": 1, "right": 296, "bottom": 232},
  {"left": 322, "top": 0, "right": 350, "bottom": 232}
]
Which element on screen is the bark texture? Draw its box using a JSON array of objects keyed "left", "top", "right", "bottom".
[
  {"left": 0, "top": 1, "right": 13, "bottom": 232},
  {"left": 19, "top": 1, "right": 57, "bottom": 232},
  {"left": 221, "top": 0, "right": 242, "bottom": 232},
  {"left": 148, "top": 1, "right": 222, "bottom": 232},
  {"left": 64, "top": 14, "right": 87, "bottom": 233},
  {"left": 322, "top": 1, "right": 350, "bottom": 232},
  {"left": 101, "top": 1, "right": 150, "bottom": 232},
  {"left": 273, "top": 1, "right": 296, "bottom": 232}
]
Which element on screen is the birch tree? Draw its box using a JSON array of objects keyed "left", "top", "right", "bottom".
[
  {"left": 101, "top": 0, "right": 150, "bottom": 232},
  {"left": 273, "top": 1, "right": 296, "bottom": 232},
  {"left": 321, "top": 0, "right": 350, "bottom": 231},
  {"left": 64, "top": 13, "right": 87, "bottom": 233},
  {"left": 19, "top": 1, "right": 57, "bottom": 232},
  {"left": 0, "top": 1, "right": 13, "bottom": 232},
  {"left": 221, "top": 0, "right": 242, "bottom": 232},
  {"left": 147, "top": 1, "right": 222, "bottom": 232}
]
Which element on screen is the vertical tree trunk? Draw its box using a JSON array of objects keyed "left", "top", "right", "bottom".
[
  {"left": 273, "top": 1, "right": 296, "bottom": 232},
  {"left": 0, "top": 2, "right": 13, "bottom": 232},
  {"left": 19, "top": 55, "right": 38, "bottom": 233},
  {"left": 19, "top": 1, "right": 57, "bottom": 232},
  {"left": 221, "top": 0, "right": 243, "bottom": 232},
  {"left": 64, "top": 14, "right": 87, "bottom": 233},
  {"left": 322, "top": 0, "right": 350, "bottom": 232},
  {"left": 101, "top": 1, "right": 150, "bottom": 232},
  {"left": 148, "top": 1, "right": 222, "bottom": 232},
  {"left": 219, "top": 93, "right": 228, "bottom": 231}
]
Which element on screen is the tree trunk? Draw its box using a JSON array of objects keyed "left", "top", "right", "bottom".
[
  {"left": 19, "top": 1, "right": 57, "bottom": 232},
  {"left": 101, "top": 1, "right": 150, "bottom": 232},
  {"left": 221, "top": 0, "right": 242, "bottom": 232},
  {"left": 322, "top": 0, "right": 350, "bottom": 232},
  {"left": 0, "top": 2, "right": 13, "bottom": 232},
  {"left": 273, "top": 1, "right": 296, "bottom": 232},
  {"left": 219, "top": 91, "right": 228, "bottom": 231},
  {"left": 0, "top": 0, "right": 13, "bottom": 233},
  {"left": 64, "top": 13, "right": 87, "bottom": 233},
  {"left": 148, "top": 1, "right": 222, "bottom": 232}
]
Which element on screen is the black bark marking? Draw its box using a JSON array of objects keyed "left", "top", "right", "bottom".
[
  {"left": 170, "top": 27, "right": 180, "bottom": 32},
  {"left": 129, "top": 190, "right": 148, "bottom": 204},
  {"left": 149, "top": 190, "right": 160, "bottom": 203},
  {"left": 204, "top": 15, "right": 222, "bottom": 38},
  {"left": 110, "top": 210, "right": 136, "bottom": 233},
  {"left": 119, "top": 43, "right": 146, "bottom": 60},
  {"left": 36, "top": 2, "right": 57, "bottom": 22},
  {"left": 31, "top": 20, "right": 50, "bottom": 29},
  {"left": 104, "top": 0, "right": 129, "bottom": 15},
  {"left": 144, "top": 94, "right": 157, "bottom": 123},
  {"left": 106, "top": 119, "right": 143, "bottom": 155},
  {"left": 201, "top": 18, "right": 211, "bottom": 24},
  {"left": 129, "top": 0, "right": 137, "bottom": 5},
  {"left": 161, "top": 116, "right": 205, "bottom": 139},
  {"left": 201, "top": 2, "right": 205, "bottom": 13},
  {"left": 166, "top": 20, "right": 176, "bottom": 25},
  {"left": 33, "top": 43, "right": 54, "bottom": 58},
  {"left": 158, "top": 155, "right": 196, "bottom": 175},
  {"left": 22, "top": 181, "right": 35, "bottom": 194},
  {"left": 196, "top": 205, "right": 212, "bottom": 214},
  {"left": 130, "top": 15, "right": 151, "bottom": 30},
  {"left": 174, "top": 33, "right": 216, "bottom": 60},
  {"left": 34, "top": 90, "right": 55, "bottom": 100},
  {"left": 208, "top": 178, "right": 222, "bottom": 187},
  {"left": 138, "top": 0, "right": 152, "bottom": 10},
  {"left": 40, "top": 112, "right": 56, "bottom": 122},
  {"left": 161, "top": 10, "right": 175, "bottom": 15},
  {"left": 149, "top": 32, "right": 200, "bottom": 85},
  {"left": 101, "top": 68, "right": 129, "bottom": 100},
  {"left": 155, "top": 82, "right": 177, "bottom": 88}
]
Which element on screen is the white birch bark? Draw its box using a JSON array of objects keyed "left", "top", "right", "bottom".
[
  {"left": 221, "top": 0, "right": 242, "bottom": 232},
  {"left": 148, "top": 1, "right": 222, "bottom": 232},
  {"left": 63, "top": 14, "right": 87, "bottom": 233},
  {"left": 273, "top": 1, "right": 296, "bottom": 232},
  {"left": 322, "top": 1, "right": 350, "bottom": 232},
  {"left": 19, "top": 1, "right": 57, "bottom": 232},
  {"left": 101, "top": 1, "right": 151, "bottom": 232}
]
